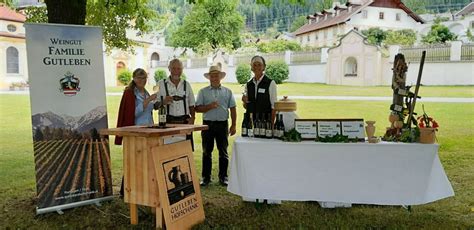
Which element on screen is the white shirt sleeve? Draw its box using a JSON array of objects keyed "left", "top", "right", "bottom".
[{"left": 269, "top": 80, "right": 277, "bottom": 109}]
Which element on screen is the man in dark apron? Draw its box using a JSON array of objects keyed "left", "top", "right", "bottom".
[
  {"left": 155, "top": 59, "right": 196, "bottom": 150},
  {"left": 242, "top": 56, "right": 278, "bottom": 123}
]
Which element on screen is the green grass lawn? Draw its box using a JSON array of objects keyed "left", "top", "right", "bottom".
[
  {"left": 107, "top": 83, "right": 474, "bottom": 98},
  {"left": 0, "top": 93, "right": 473, "bottom": 229}
]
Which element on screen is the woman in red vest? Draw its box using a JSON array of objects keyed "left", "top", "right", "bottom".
[
  {"left": 115, "top": 68, "right": 157, "bottom": 144},
  {"left": 115, "top": 68, "right": 157, "bottom": 196}
]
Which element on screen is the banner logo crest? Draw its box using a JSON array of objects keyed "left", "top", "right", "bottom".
[{"left": 60, "top": 72, "right": 81, "bottom": 96}]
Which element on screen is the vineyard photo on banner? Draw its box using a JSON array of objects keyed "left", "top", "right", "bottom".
[{"left": 25, "top": 23, "right": 113, "bottom": 214}]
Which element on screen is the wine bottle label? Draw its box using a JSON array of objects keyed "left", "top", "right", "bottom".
[
  {"left": 254, "top": 128, "right": 260, "bottom": 135},
  {"left": 266, "top": 130, "right": 272, "bottom": 137},
  {"left": 273, "top": 129, "right": 279, "bottom": 136},
  {"left": 260, "top": 129, "right": 266, "bottom": 136},
  {"left": 242, "top": 128, "right": 247, "bottom": 136},
  {"left": 248, "top": 129, "right": 254, "bottom": 137},
  {"left": 159, "top": 114, "right": 166, "bottom": 123},
  {"left": 278, "top": 130, "right": 284, "bottom": 137}
]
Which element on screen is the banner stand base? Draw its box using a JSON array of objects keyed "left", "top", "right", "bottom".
[{"left": 36, "top": 196, "right": 114, "bottom": 215}]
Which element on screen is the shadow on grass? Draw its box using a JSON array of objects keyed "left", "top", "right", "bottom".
[{"left": 0, "top": 188, "right": 469, "bottom": 229}]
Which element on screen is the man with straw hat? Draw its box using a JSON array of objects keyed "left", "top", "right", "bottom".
[{"left": 195, "top": 65, "right": 237, "bottom": 186}]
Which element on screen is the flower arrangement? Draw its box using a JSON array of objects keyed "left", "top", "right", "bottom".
[
  {"left": 417, "top": 105, "right": 439, "bottom": 129},
  {"left": 417, "top": 105, "right": 438, "bottom": 144}
]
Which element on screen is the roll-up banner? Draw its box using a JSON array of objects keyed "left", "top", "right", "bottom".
[{"left": 25, "top": 23, "right": 113, "bottom": 214}]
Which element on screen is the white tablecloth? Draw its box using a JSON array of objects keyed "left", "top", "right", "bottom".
[{"left": 227, "top": 137, "right": 454, "bottom": 205}]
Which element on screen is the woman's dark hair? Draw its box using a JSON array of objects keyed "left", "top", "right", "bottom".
[{"left": 126, "top": 68, "right": 147, "bottom": 90}]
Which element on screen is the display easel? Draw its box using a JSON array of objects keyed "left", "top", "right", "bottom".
[{"left": 100, "top": 124, "right": 207, "bottom": 229}]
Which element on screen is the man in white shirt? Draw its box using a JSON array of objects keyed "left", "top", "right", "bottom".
[
  {"left": 155, "top": 58, "right": 196, "bottom": 148},
  {"left": 242, "top": 55, "right": 277, "bottom": 123}
]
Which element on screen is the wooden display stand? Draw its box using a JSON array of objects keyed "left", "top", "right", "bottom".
[{"left": 100, "top": 124, "right": 207, "bottom": 229}]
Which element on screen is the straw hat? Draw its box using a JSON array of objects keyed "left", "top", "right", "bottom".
[{"left": 204, "top": 65, "right": 226, "bottom": 79}]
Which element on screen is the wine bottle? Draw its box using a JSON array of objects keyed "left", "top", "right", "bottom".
[
  {"left": 241, "top": 113, "right": 248, "bottom": 137},
  {"left": 158, "top": 96, "right": 167, "bottom": 127},
  {"left": 259, "top": 113, "right": 266, "bottom": 137},
  {"left": 248, "top": 113, "right": 254, "bottom": 137},
  {"left": 265, "top": 113, "right": 273, "bottom": 139},
  {"left": 279, "top": 113, "right": 285, "bottom": 139},
  {"left": 254, "top": 113, "right": 260, "bottom": 138},
  {"left": 273, "top": 113, "right": 280, "bottom": 137}
]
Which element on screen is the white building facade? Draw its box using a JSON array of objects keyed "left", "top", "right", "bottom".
[
  {"left": 294, "top": 0, "right": 424, "bottom": 48},
  {"left": 0, "top": 5, "right": 28, "bottom": 89}
]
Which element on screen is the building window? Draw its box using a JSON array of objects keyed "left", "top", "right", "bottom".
[
  {"left": 314, "top": 34, "right": 318, "bottom": 40},
  {"left": 150, "top": 52, "right": 160, "bottom": 68},
  {"left": 307, "top": 35, "right": 310, "bottom": 42},
  {"left": 344, "top": 57, "right": 357, "bottom": 77},
  {"left": 471, "top": 21, "right": 474, "bottom": 29},
  {"left": 7, "top": 24, "right": 17, "bottom": 32},
  {"left": 379, "top": 12, "right": 384, "bottom": 20},
  {"left": 396, "top": 13, "right": 401, "bottom": 21},
  {"left": 362, "top": 10, "right": 368, "bottom": 19},
  {"left": 7, "top": 47, "right": 19, "bottom": 74},
  {"left": 300, "top": 37, "right": 303, "bottom": 43}
]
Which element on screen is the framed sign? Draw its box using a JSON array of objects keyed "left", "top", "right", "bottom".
[
  {"left": 341, "top": 120, "right": 365, "bottom": 141},
  {"left": 317, "top": 121, "right": 341, "bottom": 138},
  {"left": 152, "top": 140, "right": 205, "bottom": 230},
  {"left": 295, "top": 119, "right": 317, "bottom": 140}
]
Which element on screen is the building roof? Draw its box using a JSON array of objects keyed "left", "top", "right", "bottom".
[
  {"left": 328, "top": 29, "right": 380, "bottom": 52},
  {"left": 0, "top": 31, "right": 26, "bottom": 39},
  {"left": 0, "top": 5, "right": 26, "bottom": 23},
  {"left": 294, "top": 0, "right": 424, "bottom": 36},
  {"left": 455, "top": 2, "right": 474, "bottom": 17}
]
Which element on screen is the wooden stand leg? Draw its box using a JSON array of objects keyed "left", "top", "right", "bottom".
[
  {"left": 130, "top": 204, "right": 138, "bottom": 225},
  {"left": 156, "top": 207, "right": 163, "bottom": 229}
]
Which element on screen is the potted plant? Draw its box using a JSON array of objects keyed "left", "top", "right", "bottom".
[{"left": 417, "top": 105, "right": 439, "bottom": 144}]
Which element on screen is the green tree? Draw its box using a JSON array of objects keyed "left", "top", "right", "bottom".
[
  {"left": 0, "top": 0, "right": 18, "bottom": 7},
  {"left": 86, "top": 0, "right": 157, "bottom": 52},
  {"left": 315, "top": 0, "right": 333, "bottom": 11},
  {"left": 154, "top": 69, "right": 168, "bottom": 83},
  {"left": 39, "top": 0, "right": 157, "bottom": 52},
  {"left": 264, "top": 22, "right": 280, "bottom": 39},
  {"left": 385, "top": 29, "right": 417, "bottom": 46},
  {"left": 467, "top": 29, "right": 474, "bottom": 42},
  {"left": 362, "top": 28, "right": 388, "bottom": 46},
  {"left": 117, "top": 69, "right": 132, "bottom": 86},
  {"left": 252, "top": 0, "right": 305, "bottom": 6},
  {"left": 235, "top": 64, "right": 252, "bottom": 84},
  {"left": 422, "top": 22, "right": 457, "bottom": 44},
  {"left": 170, "top": 0, "right": 244, "bottom": 52},
  {"left": 290, "top": 15, "right": 307, "bottom": 33},
  {"left": 265, "top": 61, "right": 289, "bottom": 84},
  {"left": 402, "top": 0, "right": 427, "bottom": 14},
  {"left": 257, "top": 39, "right": 302, "bottom": 53},
  {"left": 24, "top": 6, "right": 48, "bottom": 23}
]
